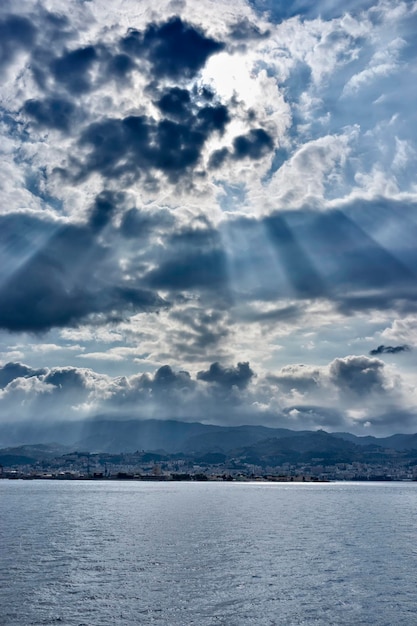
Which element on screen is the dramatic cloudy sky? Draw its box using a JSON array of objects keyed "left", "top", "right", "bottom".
[{"left": 1, "top": 0, "right": 417, "bottom": 436}]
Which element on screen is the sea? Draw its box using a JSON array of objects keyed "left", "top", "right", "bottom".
[{"left": 1, "top": 480, "right": 416, "bottom": 625}]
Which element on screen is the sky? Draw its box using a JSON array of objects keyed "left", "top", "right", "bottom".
[{"left": 0, "top": 0, "right": 417, "bottom": 436}]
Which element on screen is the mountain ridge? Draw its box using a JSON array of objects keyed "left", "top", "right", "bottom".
[{"left": 1, "top": 417, "right": 417, "bottom": 455}]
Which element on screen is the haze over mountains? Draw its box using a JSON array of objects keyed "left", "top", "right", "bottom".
[{"left": 2, "top": 419, "right": 417, "bottom": 469}]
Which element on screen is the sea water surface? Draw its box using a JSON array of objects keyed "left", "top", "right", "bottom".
[{"left": 1, "top": 480, "right": 416, "bottom": 625}]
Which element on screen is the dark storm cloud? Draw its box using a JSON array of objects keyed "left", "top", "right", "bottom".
[
  {"left": 120, "top": 16, "right": 224, "bottom": 80},
  {"left": 156, "top": 87, "right": 191, "bottom": 119},
  {"left": 13, "top": 12, "right": 271, "bottom": 189},
  {"left": 44, "top": 367, "right": 88, "bottom": 391},
  {"left": 263, "top": 213, "right": 327, "bottom": 299},
  {"left": 0, "top": 358, "right": 410, "bottom": 434},
  {"left": 18, "top": 7, "right": 135, "bottom": 98},
  {"left": 23, "top": 97, "right": 78, "bottom": 132},
  {"left": 45, "top": 44, "right": 137, "bottom": 95},
  {"left": 121, "top": 362, "right": 256, "bottom": 413},
  {"left": 195, "top": 103, "right": 230, "bottom": 134},
  {"left": 12, "top": 8, "right": 85, "bottom": 92},
  {"left": 305, "top": 209, "right": 416, "bottom": 293},
  {"left": 329, "top": 356, "right": 386, "bottom": 397},
  {"left": 197, "top": 362, "right": 254, "bottom": 389},
  {"left": 109, "top": 365, "right": 197, "bottom": 408},
  {"left": 0, "top": 211, "right": 166, "bottom": 333},
  {"left": 145, "top": 225, "right": 228, "bottom": 291},
  {"left": 232, "top": 128, "right": 274, "bottom": 160},
  {"left": 0, "top": 362, "right": 46, "bottom": 389},
  {"left": 152, "top": 365, "right": 193, "bottom": 390},
  {"left": 133, "top": 200, "right": 417, "bottom": 309},
  {"left": 369, "top": 345, "right": 411, "bottom": 356},
  {"left": 108, "top": 361, "right": 258, "bottom": 420},
  {"left": 119, "top": 206, "right": 175, "bottom": 240},
  {"left": 250, "top": 202, "right": 417, "bottom": 309},
  {"left": 5, "top": 198, "right": 412, "bottom": 334},
  {"left": 147, "top": 247, "right": 227, "bottom": 290},
  {"left": 88, "top": 190, "right": 126, "bottom": 232},
  {"left": 104, "top": 52, "right": 135, "bottom": 81},
  {"left": 209, "top": 128, "right": 274, "bottom": 168},
  {"left": 76, "top": 95, "right": 230, "bottom": 183},
  {"left": 50, "top": 45, "right": 97, "bottom": 94},
  {"left": 0, "top": 14, "right": 36, "bottom": 74}
]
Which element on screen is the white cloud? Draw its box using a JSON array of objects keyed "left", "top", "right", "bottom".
[
  {"left": 266, "top": 132, "right": 354, "bottom": 210},
  {"left": 0, "top": 0, "right": 416, "bottom": 434},
  {"left": 382, "top": 316, "right": 417, "bottom": 345}
]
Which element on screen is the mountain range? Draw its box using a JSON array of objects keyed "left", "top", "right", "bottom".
[{"left": 1, "top": 418, "right": 417, "bottom": 468}]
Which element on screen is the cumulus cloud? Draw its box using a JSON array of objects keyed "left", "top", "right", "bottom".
[
  {"left": 0, "top": 362, "right": 45, "bottom": 388},
  {"left": 197, "top": 361, "right": 254, "bottom": 389},
  {"left": 120, "top": 16, "right": 224, "bottom": 79},
  {"left": 73, "top": 99, "right": 231, "bottom": 184},
  {"left": 382, "top": 316, "right": 417, "bottom": 346},
  {"left": 1, "top": 0, "right": 417, "bottom": 434},
  {"left": 329, "top": 355, "right": 387, "bottom": 397},
  {"left": 0, "top": 355, "right": 414, "bottom": 435},
  {"left": 0, "top": 14, "right": 36, "bottom": 76},
  {"left": 267, "top": 364, "right": 321, "bottom": 394}
]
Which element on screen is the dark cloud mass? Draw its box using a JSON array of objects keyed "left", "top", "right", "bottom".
[
  {"left": 146, "top": 226, "right": 228, "bottom": 291},
  {"left": 156, "top": 87, "right": 191, "bottom": 118},
  {"left": 119, "top": 207, "right": 175, "bottom": 239},
  {"left": 147, "top": 247, "right": 228, "bottom": 291},
  {"left": 370, "top": 345, "right": 411, "bottom": 356},
  {"left": 197, "top": 362, "right": 255, "bottom": 389},
  {"left": 23, "top": 97, "right": 78, "bottom": 131},
  {"left": 0, "top": 362, "right": 46, "bottom": 389},
  {"left": 89, "top": 190, "right": 125, "bottom": 232},
  {"left": 0, "top": 212, "right": 166, "bottom": 332},
  {"left": 0, "top": 14, "right": 36, "bottom": 74},
  {"left": 50, "top": 45, "right": 97, "bottom": 94},
  {"left": 1, "top": 1, "right": 417, "bottom": 436},
  {"left": 329, "top": 356, "right": 386, "bottom": 397},
  {"left": 43, "top": 367, "right": 88, "bottom": 391},
  {"left": 209, "top": 128, "right": 274, "bottom": 168},
  {"left": 232, "top": 128, "right": 274, "bottom": 160},
  {"left": 105, "top": 52, "right": 135, "bottom": 79},
  {"left": 121, "top": 16, "right": 224, "bottom": 79},
  {"left": 0, "top": 356, "right": 412, "bottom": 435},
  {"left": 76, "top": 98, "right": 230, "bottom": 183}
]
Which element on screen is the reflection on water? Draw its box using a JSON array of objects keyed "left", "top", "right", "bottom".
[{"left": 1, "top": 481, "right": 416, "bottom": 625}]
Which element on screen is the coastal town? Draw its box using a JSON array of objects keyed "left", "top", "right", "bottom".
[{"left": 2, "top": 448, "right": 417, "bottom": 482}]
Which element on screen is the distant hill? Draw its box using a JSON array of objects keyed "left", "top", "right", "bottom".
[
  {"left": 0, "top": 443, "right": 68, "bottom": 467},
  {"left": 1, "top": 418, "right": 417, "bottom": 461},
  {"left": 234, "top": 431, "right": 393, "bottom": 466},
  {"left": 333, "top": 431, "right": 417, "bottom": 451},
  {"left": 181, "top": 425, "right": 303, "bottom": 453}
]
